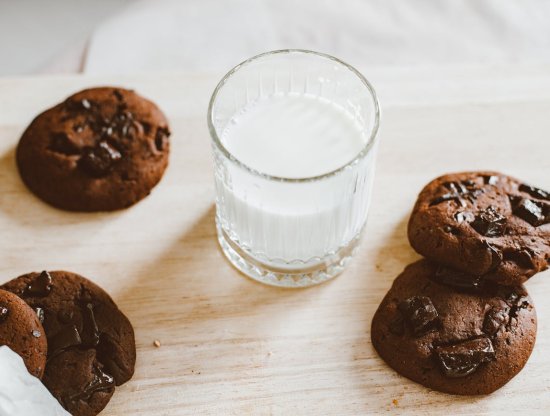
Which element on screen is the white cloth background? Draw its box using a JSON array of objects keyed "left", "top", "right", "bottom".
[
  {"left": 85, "top": 0, "right": 550, "bottom": 75},
  {"left": 0, "top": 0, "right": 133, "bottom": 76}
]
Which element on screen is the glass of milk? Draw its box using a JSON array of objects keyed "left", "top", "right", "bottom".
[{"left": 208, "top": 49, "right": 380, "bottom": 287}]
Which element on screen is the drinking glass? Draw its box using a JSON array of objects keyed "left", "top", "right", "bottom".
[{"left": 208, "top": 49, "right": 380, "bottom": 287}]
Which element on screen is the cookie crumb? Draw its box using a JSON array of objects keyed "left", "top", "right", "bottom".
[
  {"left": 392, "top": 399, "right": 399, "bottom": 406},
  {"left": 153, "top": 339, "right": 161, "bottom": 348}
]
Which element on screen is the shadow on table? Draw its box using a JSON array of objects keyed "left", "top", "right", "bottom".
[
  {"left": 115, "top": 204, "right": 328, "bottom": 330},
  {"left": 116, "top": 205, "right": 490, "bottom": 406}
]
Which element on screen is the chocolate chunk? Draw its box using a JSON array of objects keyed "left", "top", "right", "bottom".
[
  {"left": 446, "top": 181, "right": 468, "bottom": 194},
  {"left": 433, "top": 266, "right": 485, "bottom": 291},
  {"left": 154, "top": 127, "right": 170, "bottom": 151},
  {"left": 430, "top": 193, "right": 466, "bottom": 207},
  {"left": 79, "top": 141, "right": 122, "bottom": 177},
  {"left": 398, "top": 296, "right": 439, "bottom": 336},
  {"left": 70, "top": 364, "right": 114, "bottom": 403},
  {"left": 519, "top": 184, "right": 550, "bottom": 201},
  {"left": 35, "top": 307, "right": 44, "bottom": 324},
  {"left": 25, "top": 271, "right": 52, "bottom": 297},
  {"left": 435, "top": 337, "right": 495, "bottom": 378},
  {"left": 0, "top": 305, "right": 8, "bottom": 323},
  {"left": 431, "top": 182, "right": 467, "bottom": 207},
  {"left": 48, "top": 132, "right": 80, "bottom": 155},
  {"left": 471, "top": 206, "right": 506, "bottom": 237},
  {"left": 95, "top": 333, "right": 133, "bottom": 383},
  {"left": 430, "top": 181, "right": 483, "bottom": 207},
  {"left": 388, "top": 315, "right": 405, "bottom": 336},
  {"left": 510, "top": 196, "right": 550, "bottom": 226},
  {"left": 483, "top": 175, "right": 499, "bottom": 185},
  {"left": 482, "top": 241, "right": 502, "bottom": 271},
  {"left": 507, "top": 293, "right": 531, "bottom": 323},
  {"left": 48, "top": 325, "right": 82, "bottom": 359},
  {"left": 81, "top": 303, "right": 100, "bottom": 348},
  {"left": 483, "top": 306, "right": 510, "bottom": 336},
  {"left": 64, "top": 98, "right": 94, "bottom": 113},
  {"left": 443, "top": 225, "right": 460, "bottom": 235},
  {"left": 507, "top": 291, "right": 521, "bottom": 304},
  {"left": 454, "top": 211, "right": 474, "bottom": 223},
  {"left": 102, "top": 126, "right": 114, "bottom": 138},
  {"left": 467, "top": 190, "right": 484, "bottom": 203},
  {"left": 104, "top": 107, "right": 139, "bottom": 140},
  {"left": 142, "top": 122, "right": 152, "bottom": 135},
  {"left": 504, "top": 248, "right": 536, "bottom": 269},
  {"left": 113, "top": 89, "right": 124, "bottom": 101}
]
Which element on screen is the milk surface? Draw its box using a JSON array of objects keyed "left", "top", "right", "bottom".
[
  {"left": 221, "top": 93, "right": 366, "bottom": 178},
  {"left": 0, "top": 346, "right": 69, "bottom": 416}
]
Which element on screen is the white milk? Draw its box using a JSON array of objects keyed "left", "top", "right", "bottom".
[
  {"left": 215, "top": 92, "right": 375, "bottom": 269},
  {"left": 221, "top": 93, "right": 366, "bottom": 178}
]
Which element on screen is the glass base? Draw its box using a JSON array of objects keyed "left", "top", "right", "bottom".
[{"left": 216, "top": 221, "right": 361, "bottom": 288}]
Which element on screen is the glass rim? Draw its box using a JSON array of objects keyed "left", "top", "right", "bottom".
[{"left": 207, "top": 49, "right": 381, "bottom": 183}]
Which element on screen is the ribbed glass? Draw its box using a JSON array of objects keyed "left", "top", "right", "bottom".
[{"left": 208, "top": 50, "right": 380, "bottom": 287}]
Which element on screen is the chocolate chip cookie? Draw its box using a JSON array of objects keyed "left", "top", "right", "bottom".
[
  {"left": 2, "top": 271, "right": 136, "bottom": 416},
  {"left": 0, "top": 289, "right": 47, "bottom": 378},
  {"left": 408, "top": 171, "right": 550, "bottom": 285},
  {"left": 371, "top": 260, "right": 537, "bottom": 395},
  {"left": 17, "top": 87, "right": 170, "bottom": 211}
]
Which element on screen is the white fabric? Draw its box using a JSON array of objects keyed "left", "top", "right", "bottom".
[
  {"left": 0, "top": 347, "right": 69, "bottom": 416},
  {"left": 0, "top": 0, "right": 132, "bottom": 76},
  {"left": 85, "top": 0, "right": 550, "bottom": 74}
]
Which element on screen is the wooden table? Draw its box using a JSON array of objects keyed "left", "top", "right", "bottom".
[{"left": 1, "top": 65, "right": 550, "bottom": 415}]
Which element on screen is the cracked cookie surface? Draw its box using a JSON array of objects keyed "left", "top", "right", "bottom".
[
  {"left": 408, "top": 171, "right": 550, "bottom": 285},
  {"left": 17, "top": 87, "right": 170, "bottom": 211},
  {"left": 371, "top": 260, "right": 537, "bottom": 395}
]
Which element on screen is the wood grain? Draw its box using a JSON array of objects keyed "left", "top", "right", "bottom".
[{"left": 0, "top": 66, "right": 550, "bottom": 415}]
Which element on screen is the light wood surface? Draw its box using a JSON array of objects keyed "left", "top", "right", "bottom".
[{"left": 1, "top": 65, "right": 550, "bottom": 415}]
